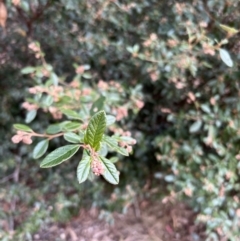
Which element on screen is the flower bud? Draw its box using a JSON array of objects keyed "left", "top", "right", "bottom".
[
  {"left": 11, "top": 135, "right": 22, "bottom": 144},
  {"left": 91, "top": 158, "right": 104, "bottom": 176},
  {"left": 127, "top": 145, "right": 133, "bottom": 153},
  {"left": 28, "top": 87, "right": 37, "bottom": 94},
  {"left": 22, "top": 136, "right": 33, "bottom": 145},
  {"left": 131, "top": 139, "right": 137, "bottom": 145},
  {"left": 17, "top": 130, "right": 25, "bottom": 136}
]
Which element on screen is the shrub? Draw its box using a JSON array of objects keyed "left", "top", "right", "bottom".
[
  {"left": 3, "top": 0, "right": 240, "bottom": 240},
  {"left": 11, "top": 42, "right": 143, "bottom": 185}
]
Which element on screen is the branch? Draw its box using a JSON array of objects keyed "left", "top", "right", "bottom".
[
  {"left": 202, "top": 0, "right": 216, "bottom": 30},
  {"left": 15, "top": 0, "right": 54, "bottom": 36}
]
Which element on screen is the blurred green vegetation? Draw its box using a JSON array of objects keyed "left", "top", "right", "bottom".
[{"left": 1, "top": 0, "right": 240, "bottom": 240}]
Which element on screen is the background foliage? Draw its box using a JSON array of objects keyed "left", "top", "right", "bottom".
[{"left": 1, "top": 0, "right": 240, "bottom": 240}]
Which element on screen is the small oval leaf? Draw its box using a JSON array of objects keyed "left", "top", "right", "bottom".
[
  {"left": 189, "top": 120, "right": 202, "bottom": 133},
  {"left": 61, "top": 109, "right": 83, "bottom": 120},
  {"left": 164, "top": 175, "right": 175, "bottom": 182},
  {"left": 51, "top": 72, "right": 58, "bottom": 86},
  {"left": 13, "top": 124, "right": 33, "bottom": 132},
  {"left": 219, "top": 48, "right": 233, "bottom": 67},
  {"left": 46, "top": 124, "right": 62, "bottom": 134},
  {"left": 33, "top": 140, "right": 49, "bottom": 159},
  {"left": 110, "top": 157, "right": 118, "bottom": 163},
  {"left": 63, "top": 122, "right": 81, "bottom": 131},
  {"left": 106, "top": 115, "right": 116, "bottom": 126},
  {"left": 21, "top": 66, "right": 35, "bottom": 74},
  {"left": 100, "top": 157, "right": 119, "bottom": 185},
  {"left": 98, "top": 142, "right": 108, "bottom": 157},
  {"left": 201, "top": 104, "right": 211, "bottom": 114},
  {"left": 82, "top": 73, "right": 92, "bottom": 79},
  {"left": 219, "top": 24, "right": 239, "bottom": 36},
  {"left": 40, "top": 145, "right": 80, "bottom": 168},
  {"left": 119, "top": 136, "right": 136, "bottom": 143},
  {"left": 42, "top": 95, "right": 53, "bottom": 107},
  {"left": 25, "top": 110, "right": 37, "bottom": 123},
  {"left": 64, "top": 132, "right": 81, "bottom": 143},
  {"left": 103, "top": 136, "right": 129, "bottom": 156}
]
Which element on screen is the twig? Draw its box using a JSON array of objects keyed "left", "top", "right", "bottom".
[
  {"left": 201, "top": 0, "right": 216, "bottom": 31},
  {"left": 15, "top": 0, "right": 54, "bottom": 36},
  {"left": 0, "top": 173, "right": 14, "bottom": 184}
]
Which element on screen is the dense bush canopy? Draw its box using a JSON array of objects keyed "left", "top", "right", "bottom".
[{"left": 1, "top": 0, "right": 240, "bottom": 240}]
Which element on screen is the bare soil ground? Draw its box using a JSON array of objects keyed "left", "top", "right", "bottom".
[{"left": 34, "top": 202, "right": 205, "bottom": 241}]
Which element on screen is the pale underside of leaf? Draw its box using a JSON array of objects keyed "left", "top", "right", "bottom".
[
  {"left": 189, "top": 120, "right": 202, "bottom": 133},
  {"left": 33, "top": 139, "right": 49, "bottom": 159},
  {"left": 40, "top": 145, "right": 80, "bottom": 168},
  {"left": 25, "top": 110, "right": 37, "bottom": 123},
  {"left": 103, "top": 136, "right": 129, "bottom": 156},
  {"left": 219, "top": 48, "right": 233, "bottom": 67},
  {"left": 77, "top": 152, "right": 91, "bottom": 183},
  {"left": 106, "top": 115, "right": 116, "bottom": 126},
  {"left": 100, "top": 156, "right": 119, "bottom": 185},
  {"left": 64, "top": 132, "right": 81, "bottom": 143}
]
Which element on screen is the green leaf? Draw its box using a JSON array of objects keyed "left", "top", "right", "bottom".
[
  {"left": 64, "top": 132, "right": 81, "bottom": 143},
  {"left": 201, "top": 104, "right": 211, "bottom": 114},
  {"left": 110, "top": 157, "right": 118, "bottom": 163},
  {"left": 14, "top": 124, "right": 33, "bottom": 132},
  {"left": 189, "top": 120, "right": 202, "bottom": 133},
  {"left": 164, "top": 175, "right": 175, "bottom": 182},
  {"left": 21, "top": 66, "right": 35, "bottom": 74},
  {"left": 61, "top": 109, "right": 83, "bottom": 120},
  {"left": 80, "top": 95, "right": 92, "bottom": 103},
  {"left": 77, "top": 152, "right": 91, "bottom": 183},
  {"left": 87, "top": 171, "right": 95, "bottom": 182},
  {"left": 82, "top": 73, "right": 92, "bottom": 79},
  {"left": 21, "top": 1, "right": 30, "bottom": 12},
  {"left": 25, "top": 98, "right": 38, "bottom": 104},
  {"left": 42, "top": 95, "right": 53, "bottom": 107},
  {"left": 126, "top": 46, "right": 133, "bottom": 53},
  {"left": 25, "top": 110, "right": 37, "bottom": 123},
  {"left": 106, "top": 115, "right": 116, "bottom": 126},
  {"left": 219, "top": 24, "right": 239, "bottom": 36},
  {"left": 107, "top": 93, "right": 121, "bottom": 102},
  {"left": 84, "top": 111, "right": 106, "bottom": 150},
  {"left": 90, "top": 96, "right": 106, "bottom": 116},
  {"left": 45, "top": 64, "right": 53, "bottom": 72},
  {"left": 65, "top": 0, "right": 76, "bottom": 10},
  {"left": 103, "top": 136, "right": 129, "bottom": 156},
  {"left": 119, "top": 136, "right": 136, "bottom": 143},
  {"left": 46, "top": 124, "right": 62, "bottom": 134},
  {"left": 62, "top": 122, "right": 81, "bottom": 131},
  {"left": 40, "top": 145, "right": 80, "bottom": 168},
  {"left": 219, "top": 49, "right": 233, "bottom": 67},
  {"left": 100, "top": 157, "right": 119, "bottom": 185},
  {"left": 77, "top": 131, "right": 85, "bottom": 142},
  {"left": 51, "top": 72, "right": 58, "bottom": 86},
  {"left": 133, "top": 44, "right": 139, "bottom": 53},
  {"left": 33, "top": 140, "right": 49, "bottom": 159},
  {"left": 57, "top": 96, "right": 72, "bottom": 104},
  {"left": 98, "top": 142, "right": 108, "bottom": 157}
]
